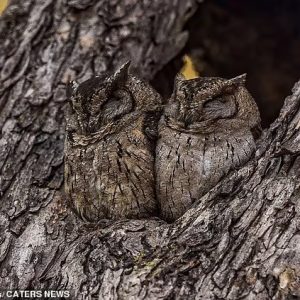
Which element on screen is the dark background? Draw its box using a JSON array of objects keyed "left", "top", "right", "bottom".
[{"left": 153, "top": 0, "right": 300, "bottom": 127}]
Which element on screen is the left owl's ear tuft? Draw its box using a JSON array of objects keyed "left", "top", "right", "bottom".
[
  {"left": 66, "top": 80, "right": 79, "bottom": 98},
  {"left": 109, "top": 61, "right": 131, "bottom": 88}
]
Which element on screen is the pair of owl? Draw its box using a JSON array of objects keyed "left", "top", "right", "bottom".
[{"left": 64, "top": 62, "right": 260, "bottom": 223}]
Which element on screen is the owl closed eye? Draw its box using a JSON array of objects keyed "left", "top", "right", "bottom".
[
  {"left": 201, "top": 94, "right": 237, "bottom": 121},
  {"left": 66, "top": 62, "right": 135, "bottom": 135},
  {"left": 64, "top": 62, "right": 162, "bottom": 222},
  {"left": 99, "top": 89, "right": 134, "bottom": 126},
  {"left": 156, "top": 73, "right": 261, "bottom": 222},
  {"left": 166, "top": 74, "right": 248, "bottom": 128}
]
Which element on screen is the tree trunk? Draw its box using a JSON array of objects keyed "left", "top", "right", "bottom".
[{"left": 0, "top": 0, "right": 300, "bottom": 299}]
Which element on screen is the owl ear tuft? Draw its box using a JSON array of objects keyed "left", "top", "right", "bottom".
[
  {"left": 174, "top": 73, "right": 186, "bottom": 90},
  {"left": 222, "top": 74, "right": 246, "bottom": 93},
  {"left": 227, "top": 74, "right": 247, "bottom": 86},
  {"left": 170, "top": 73, "right": 186, "bottom": 109},
  {"left": 109, "top": 61, "right": 131, "bottom": 88},
  {"left": 66, "top": 80, "right": 79, "bottom": 98},
  {"left": 172, "top": 73, "right": 186, "bottom": 101}
]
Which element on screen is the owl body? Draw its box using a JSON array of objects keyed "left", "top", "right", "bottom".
[
  {"left": 156, "top": 74, "right": 261, "bottom": 222},
  {"left": 64, "top": 62, "right": 161, "bottom": 222},
  {"left": 65, "top": 113, "right": 157, "bottom": 221}
]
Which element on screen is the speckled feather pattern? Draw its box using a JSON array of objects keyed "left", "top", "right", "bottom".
[
  {"left": 155, "top": 74, "right": 261, "bottom": 222},
  {"left": 64, "top": 63, "right": 161, "bottom": 221},
  {"left": 65, "top": 114, "right": 157, "bottom": 221},
  {"left": 156, "top": 119, "right": 256, "bottom": 222},
  {"left": 64, "top": 67, "right": 260, "bottom": 223}
]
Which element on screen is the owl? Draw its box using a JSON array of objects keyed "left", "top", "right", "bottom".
[
  {"left": 156, "top": 74, "right": 261, "bottom": 222},
  {"left": 64, "top": 62, "right": 162, "bottom": 222}
]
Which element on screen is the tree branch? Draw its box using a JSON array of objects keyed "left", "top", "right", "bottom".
[{"left": 0, "top": 0, "right": 299, "bottom": 299}]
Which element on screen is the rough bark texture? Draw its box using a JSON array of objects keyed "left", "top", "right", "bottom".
[{"left": 0, "top": 0, "right": 300, "bottom": 299}]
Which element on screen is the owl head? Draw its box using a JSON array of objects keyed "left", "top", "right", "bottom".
[
  {"left": 165, "top": 73, "right": 260, "bottom": 132},
  {"left": 66, "top": 61, "right": 161, "bottom": 135}
]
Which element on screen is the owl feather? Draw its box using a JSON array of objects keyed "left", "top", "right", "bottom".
[
  {"left": 156, "top": 74, "right": 261, "bottom": 222},
  {"left": 64, "top": 62, "right": 162, "bottom": 222}
]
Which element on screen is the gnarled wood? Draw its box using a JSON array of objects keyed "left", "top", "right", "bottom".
[{"left": 1, "top": 0, "right": 300, "bottom": 299}]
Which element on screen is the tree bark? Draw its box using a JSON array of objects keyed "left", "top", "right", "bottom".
[{"left": 0, "top": 0, "right": 300, "bottom": 299}]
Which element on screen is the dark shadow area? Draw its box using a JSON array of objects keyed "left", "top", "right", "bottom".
[
  {"left": 152, "top": 0, "right": 300, "bottom": 127},
  {"left": 151, "top": 54, "right": 183, "bottom": 103}
]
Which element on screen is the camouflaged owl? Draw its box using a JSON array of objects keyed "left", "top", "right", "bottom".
[
  {"left": 156, "top": 74, "right": 261, "bottom": 222},
  {"left": 64, "top": 62, "right": 162, "bottom": 222}
]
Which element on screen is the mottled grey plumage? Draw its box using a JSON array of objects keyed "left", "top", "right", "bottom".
[
  {"left": 64, "top": 62, "right": 162, "bottom": 222},
  {"left": 156, "top": 74, "right": 261, "bottom": 222}
]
